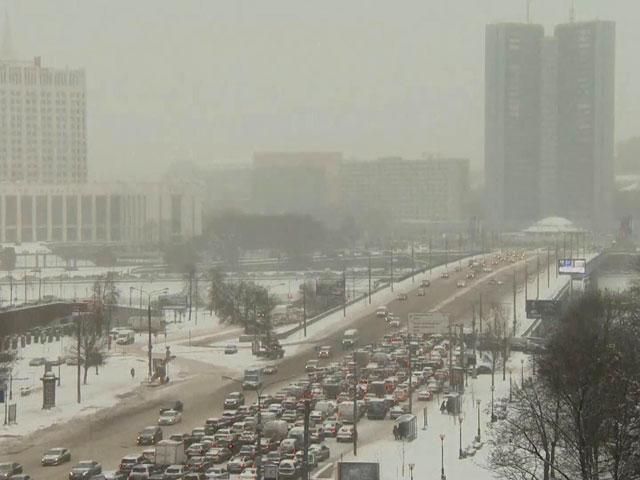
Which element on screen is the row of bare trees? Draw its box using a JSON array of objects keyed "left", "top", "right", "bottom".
[{"left": 489, "top": 288, "right": 640, "bottom": 480}]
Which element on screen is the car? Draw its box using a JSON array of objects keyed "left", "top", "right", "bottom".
[
  {"left": 205, "top": 447, "right": 232, "bottom": 464},
  {"left": 28, "top": 357, "right": 47, "bottom": 366},
  {"left": 397, "top": 293, "right": 408, "bottom": 301},
  {"left": 238, "top": 468, "right": 257, "bottom": 480},
  {"left": 466, "top": 272, "right": 475, "bottom": 280},
  {"left": 238, "top": 445, "right": 257, "bottom": 459},
  {"left": 417, "top": 390, "right": 433, "bottom": 401},
  {"left": 42, "top": 447, "right": 72, "bottom": 466},
  {"left": 416, "top": 288, "right": 425, "bottom": 296},
  {"left": 322, "top": 420, "right": 341, "bottom": 437},
  {"left": 69, "top": 460, "right": 102, "bottom": 480},
  {"left": 388, "top": 319, "right": 401, "bottom": 328},
  {"left": 224, "top": 344, "right": 238, "bottom": 355},
  {"left": 309, "top": 410, "right": 324, "bottom": 424},
  {"left": 185, "top": 457, "right": 212, "bottom": 473},
  {"left": 0, "top": 464, "right": 22, "bottom": 480},
  {"left": 262, "top": 365, "right": 278, "bottom": 375},
  {"left": 389, "top": 406, "right": 406, "bottom": 420},
  {"left": 456, "top": 280, "right": 466, "bottom": 288},
  {"left": 277, "top": 460, "right": 298, "bottom": 480},
  {"left": 162, "top": 465, "right": 186, "bottom": 480},
  {"left": 308, "top": 444, "right": 330, "bottom": 462},
  {"left": 226, "top": 456, "right": 253, "bottom": 474},
  {"left": 127, "top": 465, "right": 162, "bottom": 480},
  {"left": 158, "top": 410, "right": 182, "bottom": 426},
  {"left": 204, "top": 467, "right": 228, "bottom": 480},
  {"left": 137, "top": 426, "right": 163, "bottom": 445},
  {"left": 318, "top": 346, "right": 332, "bottom": 359},
  {"left": 224, "top": 392, "right": 245, "bottom": 409},
  {"left": 440, "top": 272, "right": 449, "bottom": 279},
  {"left": 184, "top": 474, "right": 206, "bottom": 480},
  {"left": 420, "top": 279, "right": 431, "bottom": 288},
  {"left": 118, "top": 455, "right": 146, "bottom": 474},
  {"left": 309, "top": 426, "right": 324, "bottom": 444},
  {"left": 159, "top": 401, "right": 184, "bottom": 414},
  {"left": 186, "top": 443, "right": 207, "bottom": 457},
  {"left": 103, "top": 472, "right": 127, "bottom": 480},
  {"left": 336, "top": 425, "right": 355, "bottom": 442},
  {"left": 8, "top": 475, "right": 31, "bottom": 480}
]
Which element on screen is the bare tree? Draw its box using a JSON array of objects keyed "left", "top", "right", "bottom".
[{"left": 69, "top": 317, "right": 108, "bottom": 385}]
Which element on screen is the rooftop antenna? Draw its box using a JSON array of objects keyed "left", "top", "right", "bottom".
[{"left": 569, "top": 0, "right": 576, "bottom": 22}]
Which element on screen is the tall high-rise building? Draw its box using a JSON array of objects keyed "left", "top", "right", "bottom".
[
  {"left": 0, "top": 16, "right": 87, "bottom": 184},
  {"left": 555, "top": 20, "right": 615, "bottom": 230},
  {"left": 485, "top": 23, "right": 544, "bottom": 229}
]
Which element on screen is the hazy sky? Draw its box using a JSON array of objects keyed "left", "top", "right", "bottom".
[{"left": 5, "top": 0, "right": 639, "bottom": 180}]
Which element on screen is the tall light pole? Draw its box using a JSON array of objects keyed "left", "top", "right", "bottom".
[
  {"left": 509, "top": 368, "right": 513, "bottom": 402},
  {"left": 476, "top": 400, "right": 481, "bottom": 442},
  {"left": 521, "top": 358, "right": 525, "bottom": 386},
  {"left": 133, "top": 287, "right": 168, "bottom": 379},
  {"left": 490, "top": 384, "right": 496, "bottom": 423},
  {"left": 458, "top": 413, "right": 465, "bottom": 459},
  {"left": 440, "top": 434, "right": 446, "bottom": 480}
]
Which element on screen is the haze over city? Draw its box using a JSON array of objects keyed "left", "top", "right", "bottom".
[{"left": 4, "top": 0, "right": 640, "bottom": 181}]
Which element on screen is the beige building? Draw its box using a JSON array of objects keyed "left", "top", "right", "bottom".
[
  {"left": 0, "top": 56, "right": 87, "bottom": 183},
  {"left": 340, "top": 157, "right": 469, "bottom": 224},
  {"left": 0, "top": 182, "right": 202, "bottom": 244}
]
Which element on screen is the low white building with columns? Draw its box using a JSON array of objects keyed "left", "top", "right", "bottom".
[{"left": 0, "top": 182, "right": 202, "bottom": 244}]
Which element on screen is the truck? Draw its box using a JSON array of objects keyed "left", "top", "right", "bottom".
[
  {"left": 262, "top": 420, "right": 289, "bottom": 442},
  {"left": 337, "top": 401, "right": 359, "bottom": 424},
  {"left": 154, "top": 439, "right": 185, "bottom": 466},
  {"left": 242, "top": 366, "right": 263, "bottom": 390}
]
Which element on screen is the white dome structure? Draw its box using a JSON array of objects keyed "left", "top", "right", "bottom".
[{"left": 523, "top": 217, "right": 585, "bottom": 234}]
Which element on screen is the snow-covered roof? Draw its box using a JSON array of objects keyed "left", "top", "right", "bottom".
[{"left": 523, "top": 216, "right": 585, "bottom": 234}]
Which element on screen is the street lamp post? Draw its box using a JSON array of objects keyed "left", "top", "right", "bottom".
[
  {"left": 458, "top": 413, "right": 465, "bottom": 458},
  {"left": 133, "top": 287, "right": 168, "bottom": 380},
  {"left": 521, "top": 358, "right": 525, "bottom": 386},
  {"left": 440, "top": 434, "right": 446, "bottom": 480},
  {"left": 408, "top": 463, "right": 415, "bottom": 480},
  {"left": 476, "top": 400, "right": 481, "bottom": 442},
  {"left": 491, "top": 385, "right": 496, "bottom": 422}
]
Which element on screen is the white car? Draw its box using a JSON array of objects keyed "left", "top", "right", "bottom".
[
  {"left": 158, "top": 409, "right": 182, "bottom": 425},
  {"left": 336, "top": 425, "right": 355, "bottom": 442},
  {"left": 456, "top": 280, "right": 466, "bottom": 288}
]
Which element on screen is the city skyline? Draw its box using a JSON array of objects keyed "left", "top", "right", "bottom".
[{"left": 1, "top": 1, "right": 637, "bottom": 181}]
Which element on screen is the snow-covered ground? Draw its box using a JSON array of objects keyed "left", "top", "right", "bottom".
[{"left": 0, "top": 338, "right": 192, "bottom": 443}]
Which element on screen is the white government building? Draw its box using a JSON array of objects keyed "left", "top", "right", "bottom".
[{"left": 0, "top": 182, "right": 202, "bottom": 244}]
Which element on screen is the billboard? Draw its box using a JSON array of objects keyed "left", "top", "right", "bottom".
[
  {"left": 408, "top": 312, "right": 448, "bottom": 336},
  {"left": 558, "top": 258, "right": 586, "bottom": 275},
  {"left": 338, "top": 462, "right": 380, "bottom": 480}
]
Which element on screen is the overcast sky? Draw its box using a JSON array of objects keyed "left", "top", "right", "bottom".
[{"left": 5, "top": 0, "right": 639, "bottom": 180}]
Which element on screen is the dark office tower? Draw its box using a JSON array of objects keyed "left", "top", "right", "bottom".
[
  {"left": 485, "top": 23, "right": 544, "bottom": 230},
  {"left": 555, "top": 21, "right": 615, "bottom": 230}
]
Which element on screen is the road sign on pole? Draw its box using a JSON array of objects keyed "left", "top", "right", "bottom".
[{"left": 408, "top": 312, "right": 449, "bottom": 336}]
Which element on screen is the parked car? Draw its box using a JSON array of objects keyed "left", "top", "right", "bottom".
[
  {"left": 158, "top": 410, "right": 182, "bottom": 426},
  {"left": 224, "top": 345, "right": 238, "bottom": 355},
  {"left": 137, "top": 426, "right": 163, "bottom": 445},
  {"left": 0, "top": 464, "right": 22, "bottom": 480},
  {"left": 68, "top": 460, "right": 102, "bottom": 480},
  {"left": 41, "top": 447, "right": 72, "bottom": 466}
]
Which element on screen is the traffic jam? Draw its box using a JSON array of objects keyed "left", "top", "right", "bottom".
[{"left": 6, "top": 253, "right": 525, "bottom": 480}]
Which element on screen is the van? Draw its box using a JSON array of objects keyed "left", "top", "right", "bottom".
[{"left": 342, "top": 329, "right": 359, "bottom": 349}]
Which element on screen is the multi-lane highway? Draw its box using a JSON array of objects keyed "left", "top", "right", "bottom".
[{"left": 2, "top": 254, "right": 540, "bottom": 478}]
